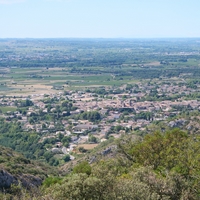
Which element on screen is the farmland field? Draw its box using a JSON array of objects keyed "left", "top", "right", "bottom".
[{"left": 1, "top": 38, "right": 200, "bottom": 96}]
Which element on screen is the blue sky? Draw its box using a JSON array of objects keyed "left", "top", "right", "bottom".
[{"left": 0, "top": 0, "right": 200, "bottom": 38}]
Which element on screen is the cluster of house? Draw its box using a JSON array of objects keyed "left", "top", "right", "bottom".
[{"left": 0, "top": 81, "right": 200, "bottom": 154}]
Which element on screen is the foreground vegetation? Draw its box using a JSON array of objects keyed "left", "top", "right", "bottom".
[{"left": 1, "top": 129, "right": 199, "bottom": 199}]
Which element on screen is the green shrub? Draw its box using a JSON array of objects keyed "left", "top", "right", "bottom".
[{"left": 73, "top": 161, "right": 91, "bottom": 175}]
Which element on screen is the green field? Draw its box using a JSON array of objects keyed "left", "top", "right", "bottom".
[
  {"left": 1, "top": 39, "right": 200, "bottom": 95},
  {"left": 0, "top": 106, "right": 17, "bottom": 113}
]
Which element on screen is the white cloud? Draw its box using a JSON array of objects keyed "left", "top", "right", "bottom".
[{"left": 0, "top": 0, "right": 25, "bottom": 4}]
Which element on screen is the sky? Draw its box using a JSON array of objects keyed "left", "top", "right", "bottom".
[{"left": 0, "top": 0, "right": 200, "bottom": 38}]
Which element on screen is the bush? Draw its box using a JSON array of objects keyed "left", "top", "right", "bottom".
[{"left": 73, "top": 161, "right": 91, "bottom": 175}]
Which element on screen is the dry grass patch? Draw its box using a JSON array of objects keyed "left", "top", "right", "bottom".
[{"left": 77, "top": 144, "right": 99, "bottom": 150}]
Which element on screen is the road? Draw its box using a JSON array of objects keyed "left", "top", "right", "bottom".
[{"left": 62, "top": 147, "right": 75, "bottom": 160}]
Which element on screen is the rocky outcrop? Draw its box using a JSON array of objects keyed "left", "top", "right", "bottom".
[
  {"left": 101, "top": 147, "right": 112, "bottom": 156},
  {"left": 88, "top": 145, "right": 117, "bottom": 164},
  {"left": 0, "top": 169, "right": 42, "bottom": 190},
  {"left": 0, "top": 169, "right": 17, "bottom": 189},
  {"left": 19, "top": 174, "right": 42, "bottom": 189}
]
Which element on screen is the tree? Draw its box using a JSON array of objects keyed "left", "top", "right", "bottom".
[
  {"left": 61, "top": 136, "right": 71, "bottom": 145},
  {"left": 43, "top": 151, "right": 54, "bottom": 162},
  {"left": 25, "top": 99, "right": 33, "bottom": 107},
  {"left": 88, "top": 135, "right": 97, "bottom": 143},
  {"left": 79, "top": 111, "right": 101, "bottom": 122},
  {"left": 78, "top": 147, "right": 87, "bottom": 153},
  {"left": 29, "top": 117, "right": 34, "bottom": 124},
  {"left": 63, "top": 154, "right": 70, "bottom": 162},
  {"left": 49, "top": 157, "right": 59, "bottom": 166}
]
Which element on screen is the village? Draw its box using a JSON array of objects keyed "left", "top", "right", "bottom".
[{"left": 0, "top": 78, "right": 200, "bottom": 161}]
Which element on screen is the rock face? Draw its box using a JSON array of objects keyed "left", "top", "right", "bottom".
[
  {"left": 101, "top": 147, "right": 112, "bottom": 156},
  {"left": 0, "top": 169, "right": 16, "bottom": 189},
  {"left": 101, "top": 145, "right": 117, "bottom": 156},
  {"left": 19, "top": 174, "right": 42, "bottom": 189},
  {"left": 0, "top": 169, "right": 42, "bottom": 190},
  {"left": 88, "top": 145, "right": 118, "bottom": 164}
]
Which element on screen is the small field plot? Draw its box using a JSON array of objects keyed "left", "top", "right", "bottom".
[
  {"left": 0, "top": 106, "right": 17, "bottom": 113},
  {"left": 77, "top": 144, "right": 99, "bottom": 150}
]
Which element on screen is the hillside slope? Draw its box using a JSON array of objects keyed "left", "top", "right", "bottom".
[
  {"left": 0, "top": 145, "right": 57, "bottom": 191},
  {"left": 43, "top": 129, "right": 200, "bottom": 200}
]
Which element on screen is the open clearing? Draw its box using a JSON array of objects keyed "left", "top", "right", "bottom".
[{"left": 77, "top": 144, "right": 99, "bottom": 150}]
